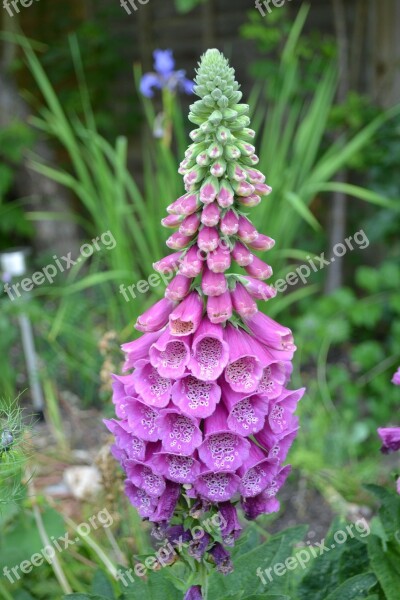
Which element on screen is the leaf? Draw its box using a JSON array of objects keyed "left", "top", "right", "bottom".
[
  {"left": 368, "top": 536, "right": 400, "bottom": 600},
  {"left": 297, "top": 519, "right": 370, "bottom": 600},
  {"left": 208, "top": 525, "right": 307, "bottom": 598},
  {"left": 91, "top": 570, "right": 116, "bottom": 598},
  {"left": 364, "top": 485, "right": 400, "bottom": 539},
  {"left": 324, "top": 573, "right": 377, "bottom": 600},
  {"left": 285, "top": 191, "right": 321, "bottom": 231}
]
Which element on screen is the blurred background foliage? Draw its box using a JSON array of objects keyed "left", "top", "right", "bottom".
[{"left": 0, "top": 0, "right": 400, "bottom": 598}]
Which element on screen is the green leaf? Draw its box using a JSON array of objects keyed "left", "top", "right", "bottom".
[
  {"left": 297, "top": 520, "right": 370, "bottom": 600},
  {"left": 324, "top": 573, "right": 377, "bottom": 600},
  {"left": 364, "top": 485, "right": 400, "bottom": 539},
  {"left": 208, "top": 525, "right": 307, "bottom": 598},
  {"left": 368, "top": 536, "right": 400, "bottom": 600},
  {"left": 91, "top": 570, "right": 116, "bottom": 598}
]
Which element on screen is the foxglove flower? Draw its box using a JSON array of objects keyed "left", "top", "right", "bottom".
[
  {"left": 107, "top": 49, "right": 304, "bottom": 597},
  {"left": 377, "top": 367, "right": 400, "bottom": 494}
]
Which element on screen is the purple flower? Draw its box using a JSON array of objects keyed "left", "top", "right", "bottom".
[
  {"left": 219, "top": 503, "right": 242, "bottom": 546},
  {"left": 135, "top": 298, "right": 175, "bottom": 333},
  {"left": 157, "top": 408, "right": 202, "bottom": 455},
  {"left": 121, "top": 330, "right": 163, "bottom": 371},
  {"left": 194, "top": 470, "right": 240, "bottom": 502},
  {"left": 256, "top": 416, "right": 300, "bottom": 462},
  {"left": 132, "top": 360, "right": 172, "bottom": 407},
  {"left": 189, "top": 316, "right": 229, "bottom": 381},
  {"left": 392, "top": 367, "right": 400, "bottom": 386},
  {"left": 377, "top": 427, "right": 400, "bottom": 454},
  {"left": 149, "top": 330, "right": 191, "bottom": 378},
  {"left": 199, "top": 404, "right": 250, "bottom": 471},
  {"left": 107, "top": 49, "right": 304, "bottom": 559},
  {"left": 184, "top": 586, "right": 203, "bottom": 600},
  {"left": 209, "top": 542, "right": 233, "bottom": 575},
  {"left": 171, "top": 374, "right": 221, "bottom": 419},
  {"left": 126, "top": 460, "right": 166, "bottom": 498},
  {"left": 149, "top": 481, "right": 180, "bottom": 522},
  {"left": 237, "top": 443, "right": 278, "bottom": 498},
  {"left": 241, "top": 465, "right": 292, "bottom": 520},
  {"left": 140, "top": 50, "right": 193, "bottom": 98},
  {"left": 151, "top": 452, "right": 201, "bottom": 484},
  {"left": 188, "top": 532, "right": 211, "bottom": 560},
  {"left": 169, "top": 291, "right": 204, "bottom": 336},
  {"left": 244, "top": 311, "right": 297, "bottom": 361},
  {"left": 223, "top": 324, "right": 265, "bottom": 393}
]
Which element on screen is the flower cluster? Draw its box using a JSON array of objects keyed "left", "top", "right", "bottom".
[
  {"left": 377, "top": 366, "right": 400, "bottom": 494},
  {"left": 106, "top": 49, "right": 304, "bottom": 587}
]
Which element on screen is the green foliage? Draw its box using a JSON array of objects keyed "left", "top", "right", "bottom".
[
  {"left": 174, "top": 0, "right": 206, "bottom": 13},
  {"left": 0, "top": 120, "right": 36, "bottom": 250}
]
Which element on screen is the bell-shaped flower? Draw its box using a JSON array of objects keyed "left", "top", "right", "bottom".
[
  {"left": 207, "top": 291, "right": 233, "bottom": 324},
  {"left": 198, "top": 404, "right": 250, "bottom": 471},
  {"left": 165, "top": 274, "right": 192, "bottom": 302},
  {"left": 149, "top": 329, "right": 191, "bottom": 378},
  {"left": 194, "top": 469, "right": 240, "bottom": 502},
  {"left": 189, "top": 316, "right": 229, "bottom": 381},
  {"left": 169, "top": 291, "right": 204, "bottom": 336},
  {"left": 121, "top": 330, "right": 163, "bottom": 371},
  {"left": 126, "top": 460, "right": 166, "bottom": 498},
  {"left": 124, "top": 481, "right": 158, "bottom": 518},
  {"left": 157, "top": 408, "right": 202, "bottom": 455},
  {"left": 171, "top": 374, "right": 221, "bottom": 419},
  {"left": 135, "top": 298, "right": 175, "bottom": 332},
  {"left": 223, "top": 324, "right": 264, "bottom": 393},
  {"left": 125, "top": 399, "right": 160, "bottom": 442},
  {"left": 132, "top": 360, "right": 172, "bottom": 407},
  {"left": 237, "top": 443, "right": 279, "bottom": 498},
  {"left": 151, "top": 452, "right": 201, "bottom": 484}
]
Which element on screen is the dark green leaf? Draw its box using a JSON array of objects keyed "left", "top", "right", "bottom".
[{"left": 324, "top": 573, "right": 377, "bottom": 600}]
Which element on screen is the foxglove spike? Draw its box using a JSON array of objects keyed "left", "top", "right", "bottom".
[{"left": 108, "top": 48, "right": 303, "bottom": 557}]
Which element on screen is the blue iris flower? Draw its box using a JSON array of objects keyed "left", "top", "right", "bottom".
[{"left": 140, "top": 49, "right": 194, "bottom": 98}]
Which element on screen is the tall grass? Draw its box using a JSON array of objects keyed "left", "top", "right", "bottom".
[{"left": 250, "top": 5, "right": 400, "bottom": 294}]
